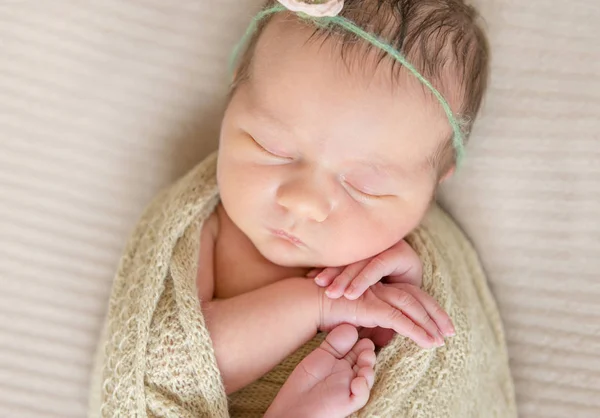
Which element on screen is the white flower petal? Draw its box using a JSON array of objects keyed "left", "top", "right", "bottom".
[{"left": 277, "top": 0, "right": 344, "bottom": 18}]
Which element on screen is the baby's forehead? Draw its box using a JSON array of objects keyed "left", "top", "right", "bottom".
[
  {"left": 252, "top": 17, "right": 389, "bottom": 89},
  {"left": 245, "top": 17, "right": 450, "bottom": 155},
  {"left": 250, "top": 15, "right": 461, "bottom": 112},
  {"left": 237, "top": 50, "right": 447, "bottom": 174}
]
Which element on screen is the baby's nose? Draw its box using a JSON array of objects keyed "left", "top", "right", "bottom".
[{"left": 276, "top": 176, "right": 333, "bottom": 223}]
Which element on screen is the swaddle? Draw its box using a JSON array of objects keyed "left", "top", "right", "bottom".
[{"left": 90, "top": 152, "right": 517, "bottom": 417}]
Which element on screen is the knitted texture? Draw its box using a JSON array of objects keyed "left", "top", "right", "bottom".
[{"left": 90, "top": 152, "right": 516, "bottom": 417}]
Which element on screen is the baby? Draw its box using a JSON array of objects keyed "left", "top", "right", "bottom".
[{"left": 197, "top": 0, "right": 489, "bottom": 416}]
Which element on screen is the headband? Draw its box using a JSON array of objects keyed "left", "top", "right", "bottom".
[{"left": 231, "top": 0, "right": 466, "bottom": 166}]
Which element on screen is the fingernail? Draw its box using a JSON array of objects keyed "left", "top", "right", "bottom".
[
  {"left": 315, "top": 276, "right": 325, "bottom": 286},
  {"left": 325, "top": 287, "right": 338, "bottom": 298},
  {"left": 344, "top": 286, "right": 356, "bottom": 298}
]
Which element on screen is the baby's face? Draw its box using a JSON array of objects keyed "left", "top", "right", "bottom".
[{"left": 218, "top": 18, "right": 451, "bottom": 267}]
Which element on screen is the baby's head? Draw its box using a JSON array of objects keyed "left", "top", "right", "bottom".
[{"left": 217, "top": 0, "right": 489, "bottom": 267}]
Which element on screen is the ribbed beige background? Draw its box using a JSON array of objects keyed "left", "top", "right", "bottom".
[{"left": 0, "top": 0, "right": 598, "bottom": 417}]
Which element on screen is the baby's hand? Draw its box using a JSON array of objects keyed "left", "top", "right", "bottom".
[
  {"left": 308, "top": 240, "right": 422, "bottom": 300},
  {"left": 319, "top": 281, "right": 455, "bottom": 348}
]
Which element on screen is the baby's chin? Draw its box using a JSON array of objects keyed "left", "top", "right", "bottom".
[
  {"left": 255, "top": 239, "right": 317, "bottom": 268},
  {"left": 254, "top": 236, "right": 365, "bottom": 269}
]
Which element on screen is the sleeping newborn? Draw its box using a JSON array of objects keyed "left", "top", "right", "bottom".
[{"left": 196, "top": 0, "right": 490, "bottom": 416}]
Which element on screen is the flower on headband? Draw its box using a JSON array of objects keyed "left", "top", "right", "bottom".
[{"left": 277, "top": 0, "right": 344, "bottom": 17}]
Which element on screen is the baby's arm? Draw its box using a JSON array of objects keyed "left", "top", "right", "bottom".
[
  {"left": 197, "top": 218, "right": 322, "bottom": 394},
  {"left": 202, "top": 278, "right": 320, "bottom": 394},
  {"left": 202, "top": 278, "right": 453, "bottom": 394},
  {"left": 197, "top": 223, "right": 451, "bottom": 394}
]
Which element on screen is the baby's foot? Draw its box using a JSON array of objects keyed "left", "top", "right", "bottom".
[{"left": 265, "top": 324, "right": 376, "bottom": 418}]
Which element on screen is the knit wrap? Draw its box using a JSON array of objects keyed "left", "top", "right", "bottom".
[{"left": 89, "top": 152, "right": 516, "bottom": 417}]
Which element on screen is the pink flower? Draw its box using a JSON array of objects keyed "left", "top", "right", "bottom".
[{"left": 277, "top": 0, "right": 344, "bottom": 17}]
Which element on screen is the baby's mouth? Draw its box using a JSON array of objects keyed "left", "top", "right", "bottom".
[{"left": 270, "top": 228, "right": 306, "bottom": 247}]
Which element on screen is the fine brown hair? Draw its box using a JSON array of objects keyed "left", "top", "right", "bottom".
[{"left": 233, "top": 0, "right": 490, "bottom": 175}]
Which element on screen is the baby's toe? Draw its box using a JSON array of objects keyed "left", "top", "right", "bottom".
[
  {"left": 349, "top": 376, "right": 371, "bottom": 409},
  {"left": 322, "top": 324, "right": 359, "bottom": 359},
  {"left": 349, "top": 337, "right": 375, "bottom": 359},
  {"left": 343, "top": 338, "right": 372, "bottom": 367},
  {"left": 357, "top": 365, "right": 375, "bottom": 389},
  {"left": 357, "top": 348, "right": 376, "bottom": 369}
]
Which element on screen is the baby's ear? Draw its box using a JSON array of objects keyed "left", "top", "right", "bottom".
[{"left": 438, "top": 165, "right": 455, "bottom": 184}]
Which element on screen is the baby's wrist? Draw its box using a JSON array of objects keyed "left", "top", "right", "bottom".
[
  {"left": 298, "top": 276, "right": 328, "bottom": 332},
  {"left": 317, "top": 284, "right": 328, "bottom": 332},
  {"left": 284, "top": 277, "right": 328, "bottom": 334},
  {"left": 316, "top": 284, "right": 338, "bottom": 332}
]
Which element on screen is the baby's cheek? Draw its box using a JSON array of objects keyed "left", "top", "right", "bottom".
[
  {"left": 326, "top": 210, "right": 398, "bottom": 263},
  {"left": 219, "top": 162, "right": 258, "bottom": 218},
  {"left": 221, "top": 159, "right": 263, "bottom": 197},
  {"left": 364, "top": 207, "right": 411, "bottom": 247}
]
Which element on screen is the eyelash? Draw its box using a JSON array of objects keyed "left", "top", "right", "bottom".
[
  {"left": 250, "top": 135, "right": 291, "bottom": 160},
  {"left": 248, "top": 135, "right": 388, "bottom": 201},
  {"left": 343, "top": 180, "right": 386, "bottom": 201}
]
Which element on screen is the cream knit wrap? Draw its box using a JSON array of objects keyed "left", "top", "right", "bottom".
[{"left": 89, "top": 152, "right": 517, "bottom": 417}]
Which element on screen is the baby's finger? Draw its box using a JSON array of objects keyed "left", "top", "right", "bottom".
[
  {"left": 306, "top": 268, "right": 322, "bottom": 278},
  {"left": 314, "top": 267, "right": 342, "bottom": 287},
  {"left": 383, "top": 240, "right": 423, "bottom": 288},
  {"left": 400, "top": 285, "right": 455, "bottom": 337},
  {"left": 344, "top": 253, "right": 399, "bottom": 300},
  {"left": 365, "top": 296, "right": 436, "bottom": 348},
  {"left": 371, "top": 283, "right": 444, "bottom": 346},
  {"left": 326, "top": 261, "right": 369, "bottom": 299}
]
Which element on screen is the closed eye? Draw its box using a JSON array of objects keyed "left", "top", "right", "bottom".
[
  {"left": 250, "top": 135, "right": 292, "bottom": 160},
  {"left": 342, "top": 180, "right": 388, "bottom": 201}
]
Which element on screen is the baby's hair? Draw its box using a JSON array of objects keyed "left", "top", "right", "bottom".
[{"left": 233, "top": 0, "right": 490, "bottom": 175}]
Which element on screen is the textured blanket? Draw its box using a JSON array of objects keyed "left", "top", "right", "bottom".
[{"left": 89, "top": 152, "right": 517, "bottom": 417}]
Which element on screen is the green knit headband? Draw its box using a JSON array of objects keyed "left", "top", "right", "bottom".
[{"left": 231, "top": 3, "right": 466, "bottom": 166}]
